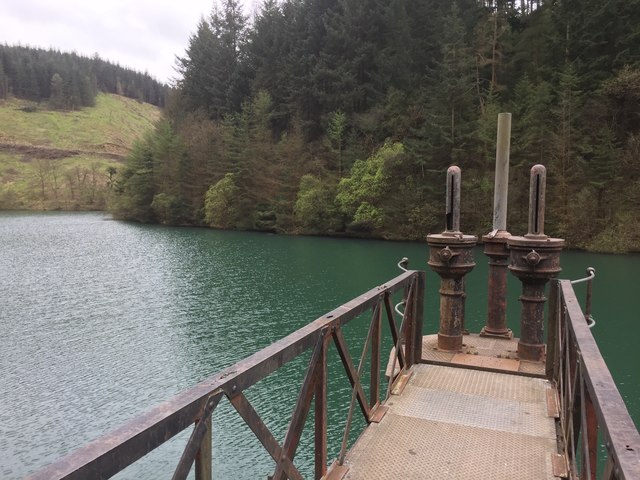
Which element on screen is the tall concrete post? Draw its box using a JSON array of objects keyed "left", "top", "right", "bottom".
[
  {"left": 481, "top": 113, "right": 513, "bottom": 338},
  {"left": 427, "top": 167, "right": 477, "bottom": 352}
]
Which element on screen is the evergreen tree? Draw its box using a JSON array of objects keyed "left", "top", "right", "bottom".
[
  {"left": 0, "top": 62, "right": 9, "bottom": 99},
  {"left": 0, "top": 45, "right": 165, "bottom": 107},
  {"left": 176, "top": 19, "right": 219, "bottom": 114},
  {"left": 111, "top": 137, "right": 157, "bottom": 222},
  {"left": 49, "top": 73, "right": 65, "bottom": 109}
]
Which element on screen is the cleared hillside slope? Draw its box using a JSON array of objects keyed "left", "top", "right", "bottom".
[{"left": 0, "top": 93, "right": 160, "bottom": 210}]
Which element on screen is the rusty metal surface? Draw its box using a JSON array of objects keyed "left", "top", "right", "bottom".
[
  {"left": 546, "top": 388, "right": 560, "bottom": 418},
  {"left": 343, "top": 364, "right": 557, "bottom": 479},
  {"left": 527, "top": 164, "right": 547, "bottom": 237},
  {"left": 451, "top": 352, "right": 520, "bottom": 371},
  {"left": 172, "top": 393, "right": 221, "bottom": 480},
  {"left": 368, "top": 405, "right": 388, "bottom": 423},
  {"left": 325, "top": 462, "right": 349, "bottom": 480},
  {"left": 426, "top": 236, "right": 476, "bottom": 352},
  {"left": 271, "top": 334, "right": 325, "bottom": 480},
  {"left": 419, "top": 334, "right": 546, "bottom": 376},
  {"left": 551, "top": 453, "right": 569, "bottom": 478},
  {"left": 552, "top": 280, "right": 640, "bottom": 480},
  {"left": 508, "top": 237, "right": 564, "bottom": 361},
  {"left": 507, "top": 165, "right": 565, "bottom": 362},
  {"left": 314, "top": 335, "right": 328, "bottom": 480},
  {"left": 389, "top": 371, "right": 412, "bottom": 396},
  {"left": 481, "top": 231, "right": 512, "bottom": 338},
  {"left": 427, "top": 166, "right": 477, "bottom": 353}
]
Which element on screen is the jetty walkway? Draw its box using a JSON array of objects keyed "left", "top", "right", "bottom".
[
  {"left": 25, "top": 271, "right": 640, "bottom": 480},
  {"left": 341, "top": 339, "right": 559, "bottom": 480}
]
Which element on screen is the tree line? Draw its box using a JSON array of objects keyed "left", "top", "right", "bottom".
[
  {"left": 0, "top": 45, "right": 167, "bottom": 108},
  {"left": 110, "top": 0, "right": 640, "bottom": 252}
]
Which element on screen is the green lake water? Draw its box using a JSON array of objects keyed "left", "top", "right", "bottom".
[{"left": 1, "top": 212, "right": 638, "bottom": 479}]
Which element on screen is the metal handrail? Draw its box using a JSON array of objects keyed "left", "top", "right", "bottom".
[
  {"left": 27, "top": 269, "right": 425, "bottom": 480},
  {"left": 570, "top": 267, "right": 597, "bottom": 328},
  {"left": 547, "top": 279, "right": 639, "bottom": 480},
  {"left": 570, "top": 266, "right": 596, "bottom": 285}
]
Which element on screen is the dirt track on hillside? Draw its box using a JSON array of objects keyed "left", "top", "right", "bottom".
[{"left": 0, "top": 142, "right": 126, "bottom": 161}]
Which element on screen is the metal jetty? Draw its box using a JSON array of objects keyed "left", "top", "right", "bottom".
[{"left": 27, "top": 117, "right": 640, "bottom": 480}]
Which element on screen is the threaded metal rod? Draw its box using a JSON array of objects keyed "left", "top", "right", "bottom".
[
  {"left": 527, "top": 164, "right": 546, "bottom": 237},
  {"left": 445, "top": 166, "right": 461, "bottom": 233}
]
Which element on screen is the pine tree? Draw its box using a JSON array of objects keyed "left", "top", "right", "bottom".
[
  {"left": 0, "top": 62, "right": 9, "bottom": 99},
  {"left": 49, "top": 73, "right": 65, "bottom": 109},
  {"left": 177, "top": 18, "right": 219, "bottom": 114}
]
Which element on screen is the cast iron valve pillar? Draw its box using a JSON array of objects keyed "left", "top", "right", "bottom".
[
  {"left": 427, "top": 166, "right": 477, "bottom": 352},
  {"left": 507, "top": 165, "right": 564, "bottom": 361},
  {"left": 481, "top": 230, "right": 512, "bottom": 338}
]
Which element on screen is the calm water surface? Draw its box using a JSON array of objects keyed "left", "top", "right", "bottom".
[{"left": 1, "top": 212, "right": 638, "bottom": 479}]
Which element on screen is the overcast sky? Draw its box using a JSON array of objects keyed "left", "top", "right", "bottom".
[{"left": 1, "top": 0, "right": 258, "bottom": 85}]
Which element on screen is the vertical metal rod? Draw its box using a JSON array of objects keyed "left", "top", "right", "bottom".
[
  {"left": 585, "top": 274, "right": 593, "bottom": 325},
  {"left": 412, "top": 271, "right": 425, "bottom": 364},
  {"left": 580, "top": 373, "right": 598, "bottom": 480},
  {"left": 338, "top": 306, "right": 378, "bottom": 465},
  {"left": 493, "top": 113, "right": 511, "bottom": 231},
  {"left": 314, "top": 334, "right": 328, "bottom": 480},
  {"left": 383, "top": 291, "right": 409, "bottom": 402},
  {"left": 527, "top": 164, "right": 546, "bottom": 236},
  {"left": 546, "top": 280, "right": 560, "bottom": 379},
  {"left": 445, "top": 166, "right": 461, "bottom": 233},
  {"left": 602, "top": 455, "right": 615, "bottom": 480},
  {"left": 403, "top": 283, "right": 415, "bottom": 368},
  {"left": 195, "top": 416, "right": 212, "bottom": 480},
  {"left": 370, "top": 302, "right": 382, "bottom": 408}
]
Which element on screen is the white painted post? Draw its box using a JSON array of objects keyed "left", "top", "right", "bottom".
[{"left": 493, "top": 113, "right": 511, "bottom": 231}]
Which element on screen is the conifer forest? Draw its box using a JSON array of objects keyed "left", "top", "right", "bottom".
[
  {"left": 0, "top": 45, "right": 166, "bottom": 108},
  {"left": 109, "top": 0, "right": 640, "bottom": 252}
]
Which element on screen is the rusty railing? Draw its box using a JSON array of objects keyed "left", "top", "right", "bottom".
[
  {"left": 547, "top": 278, "right": 640, "bottom": 480},
  {"left": 28, "top": 269, "right": 425, "bottom": 480}
]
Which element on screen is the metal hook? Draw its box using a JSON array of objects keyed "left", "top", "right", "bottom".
[{"left": 397, "top": 257, "right": 409, "bottom": 272}]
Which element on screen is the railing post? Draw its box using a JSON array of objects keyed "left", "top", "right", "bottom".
[
  {"left": 370, "top": 300, "right": 382, "bottom": 406},
  {"left": 413, "top": 271, "right": 425, "bottom": 365},
  {"left": 314, "top": 332, "right": 328, "bottom": 480},
  {"left": 581, "top": 377, "right": 598, "bottom": 480},
  {"left": 195, "top": 417, "right": 212, "bottom": 480},
  {"left": 546, "top": 280, "right": 559, "bottom": 379},
  {"left": 403, "top": 283, "right": 415, "bottom": 368}
]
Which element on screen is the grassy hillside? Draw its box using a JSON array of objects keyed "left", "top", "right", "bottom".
[{"left": 0, "top": 93, "right": 160, "bottom": 210}]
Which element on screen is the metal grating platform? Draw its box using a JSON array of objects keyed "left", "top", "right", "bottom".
[{"left": 342, "top": 364, "right": 558, "bottom": 480}]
